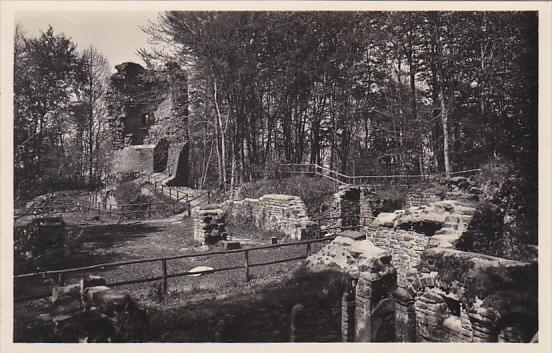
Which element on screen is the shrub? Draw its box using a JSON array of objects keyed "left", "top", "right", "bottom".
[
  {"left": 114, "top": 182, "right": 152, "bottom": 207},
  {"left": 455, "top": 160, "right": 537, "bottom": 261},
  {"left": 374, "top": 186, "right": 406, "bottom": 214}
]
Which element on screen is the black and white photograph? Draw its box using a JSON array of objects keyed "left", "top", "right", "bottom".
[{"left": 1, "top": 0, "right": 551, "bottom": 350}]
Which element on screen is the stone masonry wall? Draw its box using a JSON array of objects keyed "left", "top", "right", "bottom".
[
  {"left": 403, "top": 248, "right": 538, "bottom": 343},
  {"left": 108, "top": 62, "right": 189, "bottom": 184},
  {"left": 405, "top": 191, "right": 443, "bottom": 208},
  {"left": 111, "top": 145, "right": 155, "bottom": 175},
  {"left": 365, "top": 227, "right": 429, "bottom": 287},
  {"left": 225, "top": 194, "right": 318, "bottom": 240},
  {"left": 192, "top": 205, "right": 227, "bottom": 245},
  {"left": 330, "top": 187, "right": 360, "bottom": 228}
]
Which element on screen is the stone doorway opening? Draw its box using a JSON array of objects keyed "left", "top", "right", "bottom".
[{"left": 153, "top": 139, "right": 169, "bottom": 173}]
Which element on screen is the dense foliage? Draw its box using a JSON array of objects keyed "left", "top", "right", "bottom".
[
  {"left": 14, "top": 26, "right": 111, "bottom": 200},
  {"left": 141, "top": 11, "right": 538, "bottom": 188},
  {"left": 456, "top": 161, "right": 538, "bottom": 261},
  {"left": 237, "top": 176, "right": 336, "bottom": 216}
]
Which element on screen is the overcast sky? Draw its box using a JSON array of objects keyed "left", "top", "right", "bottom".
[{"left": 15, "top": 11, "right": 160, "bottom": 71}]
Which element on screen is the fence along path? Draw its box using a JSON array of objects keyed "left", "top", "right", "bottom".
[
  {"left": 275, "top": 163, "right": 481, "bottom": 186},
  {"left": 13, "top": 213, "right": 370, "bottom": 302},
  {"left": 14, "top": 234, "right": 342, "bottom": 302}
]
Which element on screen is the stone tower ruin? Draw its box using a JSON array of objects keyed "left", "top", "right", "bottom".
[{"left": 107, "top": 61, "right": 190, "bottom": 186}]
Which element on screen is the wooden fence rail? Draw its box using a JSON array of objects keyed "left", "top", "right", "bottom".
[
  {"left": 276, "top": 163, "right": 481, "bottom": 186},
  {"left": 14, "top": 236, "right": 336, "bottom": 302}
]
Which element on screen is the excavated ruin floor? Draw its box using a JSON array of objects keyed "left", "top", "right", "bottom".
[{"left": 15, "top": 208, "right": 326, "bottom": 306}]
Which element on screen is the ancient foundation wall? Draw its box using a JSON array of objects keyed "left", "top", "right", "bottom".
[
  {"left": 405, "top": 191, "right": 443, "bottom": 208},
  {"left": 225, "top": 194, "right": 318, "bottom": 240},
  {"left": 111, "top": 145, "right": 155, "bottom": 175},
  {"left": 397, "top": 248, "right": 538, "bottom": 343},
  {"left": 192, "top": 205, "right": 227, "bottom": 245},
  {"left": 365, "top": 227, "right": 429, "bottom": 287}
]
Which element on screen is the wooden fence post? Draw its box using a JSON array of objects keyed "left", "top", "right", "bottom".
[
  {"left": 169, "top": 188, "right": 172, "bottom": 198},
  {"left": 109, "top": 204, "right": 112, "bottom": 219},
  {"left": 58, "top": 273, "right": 65, "bottom": 286},
  {"left": 120, "top": 205, "right": 125, "bottom": 220},
  {"left": 172, "top": 202, "right": 176, "bottom": 214},
  {"left": 306, "top": 242, "right": 312, "bottom": 257},
  {"left": 244, "top": 250, "right": 250, "bottom": 282},
  {"left": 161, "top": 259, "right": 168, "bottom": 296},
  {"left": 187, "top": 201, "right": 192, "bottom": 217},
  {"left": 290, "top": 303, "right": 304, "bottom": 342}
]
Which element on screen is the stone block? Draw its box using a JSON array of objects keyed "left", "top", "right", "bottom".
[
  {"left": 80, "top": 275, "right": 107, "bottom": 291},
  {"left": 93, "top": 289, "right": 133, "bottom": 313},
  {"left": 52, "top": 283, "right": 81, "bottom": 302},
  {"left": 82, "top": 286, "right": 111, "bottom": 305},
  {"left": 340, "top": 230, "right": 367, "bottom": 241},
  {"left": 221, "top": 240, "right": 241, "bottom": 250},
  {"left": 50, "top": 296, "right": 81, "bottom": 315}
]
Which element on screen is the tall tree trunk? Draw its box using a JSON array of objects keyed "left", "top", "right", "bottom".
[
  {"left": 213, "top": 80, "right": 227, "bottom": 186},
  {"left": 439, "top": 84, "right": 451, "bottom": 177}
]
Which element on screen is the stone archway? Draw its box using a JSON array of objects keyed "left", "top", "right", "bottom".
[{"left": 153, "top": 139, "right": 169, "bottom": 172}]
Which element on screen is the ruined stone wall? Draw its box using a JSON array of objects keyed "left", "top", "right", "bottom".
[
  {"left": 192, "top": 205, "right": 227, "bottom": 245},
  {"left": 365, "top": 227, "right": 429, "bottom": 287},
  {"left": 360, "top": 188, "right": 379, "bottom": 224},
  {"left": 111, "top": 145, "right": 155, "bottom": 175},
  {"left": 400, "top": 248, "right": 538, "bottom": 343},
  {"left": 330, "top": 186, "right": 378, "bottom": 228},
  {"left": 330, "top": 187, "right": 360, "bottom": 228},
  {"left": 225, "top": 194, "right": 318, "bottom": 240},
  {"left": 108, "top": 62, "right": 189, "bottom": 184},
  {"left": 405, "top": 191, "right": 443, "bottom": 208}
]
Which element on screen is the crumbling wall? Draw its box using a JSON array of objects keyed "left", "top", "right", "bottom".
[
  {"left": 396, "top": 248, "right": 538, "bottom": 343},
  {"left": 365, "top": 200, "right": 476, "bottom": 286},
  {"left": 20, "top": 275, "right": 139, "bottom": 343},
  {"left": 111, "top": 145, "right": 155, "bottom": 175},
  {"left": 305, "top": 231, "right": 397, "bottom": 342},
  {"left": 192, "top": 205, "right": 227, "bottom": 245},
  {"left": 365, "top": 227, "right": 428, "bottom": 287},
  {"left": 330, "top": 187, "right": 360, "bottom": 229},
  {"left": 225, "top": 194, "right": 318, "bottom": 240},
  {"left": 107, "top": 62, "right": 189, "bottom": 185}
]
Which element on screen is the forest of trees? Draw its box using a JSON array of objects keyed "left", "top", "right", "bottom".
[
  {"left": 14, "top": 11, "right": 538, "bottom": 196},
  {"left": 14, "top": 25, "right": 112, "bottom": 199},
  {"left": 140, "top": 11, "right": 538, "bottom": 188}
]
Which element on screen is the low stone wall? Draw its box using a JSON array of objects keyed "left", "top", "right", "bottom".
[
  {"left": 366, "top": 200, "right": 476, "bottom": 286},
  {"left": 365, "top": 227, "right": 428, "bottom": 287},
  {"left": 306, "top": 232, "right": 397, "bottom": 342},
  {"left": 112, "top": 145, "right": 155, "bottom": 175},
  {"left": 398, "top": 248, "right": 538, "bottom": 343},
  {"left": 24, "top": 275, "right": 139, "bottom": 343},
  {"left": 330, "top": 187, "right": 360, "bottom": 228},
  {"left": 192, "top": 205, "right": 227, "bottom": 245},
  {"left": 405, "top": 190, "right": 443, "bottom": 208},
  {"left": 225, "top": 194, "right": 318, "bottom": 240}
]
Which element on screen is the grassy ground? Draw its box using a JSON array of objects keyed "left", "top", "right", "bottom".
[{"left": 14, "top": 199, "right": 328, "bottom": 306}]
